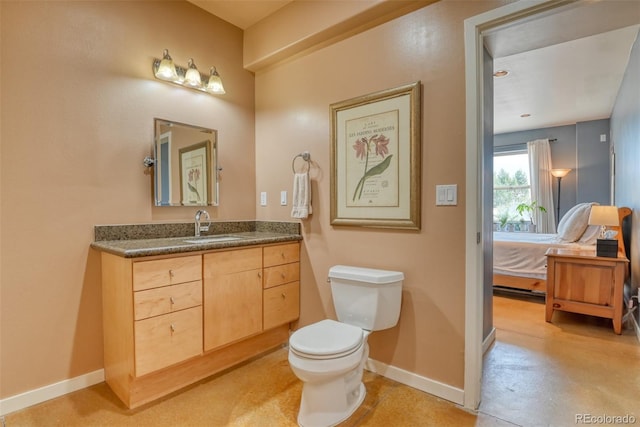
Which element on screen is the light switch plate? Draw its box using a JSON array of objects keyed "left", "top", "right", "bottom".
[
  {"left": 260, "top": 192, "right": 267, "bottom": 206},
  {"left": 436, "top": 184, "right": 457, "bottom": 206},
  {"left": 280, "top": 190, "right": 287, "bottom": 206}
]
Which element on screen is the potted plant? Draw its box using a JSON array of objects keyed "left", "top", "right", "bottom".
[
  {"left": 497, "top": 210, "right": 512, "bottom": 231},
  {"left": 516, "top": 201, "right": 547, "bottom": 232}
]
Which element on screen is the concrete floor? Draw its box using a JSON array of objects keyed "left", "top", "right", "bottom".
[{"left": 4, "top": 295, "right": 638, "bottom": 426}]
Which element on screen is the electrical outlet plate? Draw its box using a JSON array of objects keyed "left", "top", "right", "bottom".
[{"left": 280, "top": 190, "right": 287, "bottom": 206}]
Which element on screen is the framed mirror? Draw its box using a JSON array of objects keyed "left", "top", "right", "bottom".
[{"left": 154, "top": 118, "right": 219, "bottom": 206}]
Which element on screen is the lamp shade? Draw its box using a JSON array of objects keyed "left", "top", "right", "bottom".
[
  {"left": 588, "top": 205, "right": 619, "bottom": 226},
  {"left": 206, "top": 67, "right": 225, "bottom": 94},
  {"left": 550, "top": 168, "right": 571, "bottom": 178},
  {"left": 184, "top": 59, "right": 202, "bottom": 88},
  {"left": 155, "top": 49, "right": 179, "bottom": 82}
]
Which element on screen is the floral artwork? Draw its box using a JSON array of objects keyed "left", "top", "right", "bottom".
[
  {"left": 179, "top": 141, "right": 209, "bottom": 205},
  {"left": 330, "top": 82, "right": 421, "bottom": 229},
  {"left": 186, "top": 167, "right": 202, "bottom": 202},
  {"left": 346, "top": 110, "right": 399, "bottom": 207}
]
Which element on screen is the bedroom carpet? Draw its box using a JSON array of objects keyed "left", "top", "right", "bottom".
[{"left": 3, "top": 295, "right": 638, "bottom": 426}]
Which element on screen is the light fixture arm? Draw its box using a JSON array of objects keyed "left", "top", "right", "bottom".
[{"left": 143, "top": 156, "right": 155, "bottom": 168}]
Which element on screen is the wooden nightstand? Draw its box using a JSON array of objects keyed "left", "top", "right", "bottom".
[{"left": 545, "top": 248, "right": 629, "bottom": 334}]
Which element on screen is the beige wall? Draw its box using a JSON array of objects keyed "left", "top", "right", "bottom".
[
  {"left": 0, "top": 0, "right": 512, "bottom": 403},
  {"left": 0, "top": 1, "right": 255, "bottom": 398},
  {"left": 254, "top": 0, "right": 503, "bottom": 387}
]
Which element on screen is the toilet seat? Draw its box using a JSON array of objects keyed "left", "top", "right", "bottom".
[{"left": 289, "top": 319, "right": 363, "bottom": 360}]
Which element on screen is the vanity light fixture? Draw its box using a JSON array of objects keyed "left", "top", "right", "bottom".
[{"left": 152, "top": 49, "right": 225, "bottom": 96}]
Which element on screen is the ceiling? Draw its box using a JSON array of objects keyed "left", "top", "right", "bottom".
[
  {"left": 188, "top": 1, "right": 640, "bottom": 134},
  {"left": 188, "top": 0, "right": 293, "bottom": 30}
]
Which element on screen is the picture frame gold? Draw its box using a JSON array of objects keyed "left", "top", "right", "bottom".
[{"left": 330, "top": 81, "right": 421, "bottom": 229}]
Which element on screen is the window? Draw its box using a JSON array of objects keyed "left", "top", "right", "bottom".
[{"left": 494, "top": 150, "right": 531, "bottom": 229}]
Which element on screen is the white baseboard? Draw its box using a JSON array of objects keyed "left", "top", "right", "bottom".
[
  {"left": 482, "top": 327, "right": 496, "bottom": 354},
  {"left": 0, "top": 369, "right": 104, "bottom": 416},
  {"left": 365, "top": 358, "right": 464, "bottom": 405}
]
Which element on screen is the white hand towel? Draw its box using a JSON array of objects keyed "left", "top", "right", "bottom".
[{"left": 291, "top": 172, "right": 312, "bottom": 219}]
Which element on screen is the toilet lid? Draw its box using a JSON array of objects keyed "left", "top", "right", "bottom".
[{"left": 289, "top": 319, "right": 363, "bottom": 358}]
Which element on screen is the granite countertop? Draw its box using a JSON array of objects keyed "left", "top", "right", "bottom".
[{"left": 91, "top": 221, "right": 302, "bottom": 258}]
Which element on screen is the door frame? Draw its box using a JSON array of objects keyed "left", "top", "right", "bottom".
[{"left": 463, "top": 0, "right": 577, "bottom": 410}]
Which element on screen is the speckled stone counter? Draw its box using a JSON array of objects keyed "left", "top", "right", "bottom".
[{"left": 91, "top": 221, "right": 301, "bottom": 258}]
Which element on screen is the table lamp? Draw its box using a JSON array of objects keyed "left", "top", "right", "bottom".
[{"left": 588, "top": 205, "right": 619, "bottom": 257}]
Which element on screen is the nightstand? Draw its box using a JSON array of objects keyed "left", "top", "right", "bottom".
[{"left": 545, "top": 248, "right": 629, "bottom": 334}]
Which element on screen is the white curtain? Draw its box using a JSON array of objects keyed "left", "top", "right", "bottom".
[{"left": 527, "top": 139, "right": 556, "bottom": 233}]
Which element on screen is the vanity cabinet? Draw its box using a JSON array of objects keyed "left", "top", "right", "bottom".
[
  {"left": 99, "top": 240, "right": 300, "bottom": 409},
  {"left": 263, "top": 243, "right": 300, "bottom": 330}
]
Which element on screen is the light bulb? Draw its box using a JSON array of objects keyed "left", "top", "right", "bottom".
[{"left": 155, "top": 49, "right": 179, "bottom": 82}]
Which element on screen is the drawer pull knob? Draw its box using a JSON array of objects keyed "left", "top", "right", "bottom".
[
  {"left": 169, "top": 269, "right": 175, "bottom": 278},
  {"left": 281, "top": 273, "right": 286, "bottom": 279},
  {"left": 281, "top": 293, "right": 286, "bottom": 299},
  {"left": 170, "top": 297, "right": 175, "bottom": 305},
  {"left": 258, "top": 272, "right": 262, "bottom": 278},
  {"left": 170, "top": 323, "right": 175, "bottom": 332}
]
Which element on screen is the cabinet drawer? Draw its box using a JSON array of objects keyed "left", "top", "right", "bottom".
[
  {"left": 135, "top": 306, "right": 203, "bottom": 376},
  {"left": 553, "top": 262, "right": 615, "bottom": 305},
  {"left": 263, "top": 281, "right": 300, "bottom": 330},
  {"left": 204, "top": 247, "right": 262, "bottom": 276},
  {"left": 263, "top": 262, "right": 300, "bottom": 289},
  {"left": 133, "top": 255, "right": 202, "bottom": 291},
  {"left": 134, "top": 280, "right": 202, "bottom": 320},
  {"left": 263, "top": 243, "right": 300, "bottom": 267}
]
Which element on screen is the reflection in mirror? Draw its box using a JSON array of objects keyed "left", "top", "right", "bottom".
[{"left": 154, "top": 118, "right": 218, "bottom": 206}]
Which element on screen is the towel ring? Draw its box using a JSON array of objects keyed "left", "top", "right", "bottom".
[{"left": 292, "top": 152, "right": 311, "bottom": 173}]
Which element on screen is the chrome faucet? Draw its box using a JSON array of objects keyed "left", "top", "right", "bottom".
[{"left": 195, "top": 210, "right": 211, "bottom": 237}]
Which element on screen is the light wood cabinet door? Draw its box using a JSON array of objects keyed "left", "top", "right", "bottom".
[
  {"left": 263, "top": 281, "right": 300, "bottom": 330},
  {"left": 134, "top": 306, "right": 203, "bottom": 376},
  {"left": 133, "top": 255, "right": 202, "bottom": 291},
  {"left": 203, "top": 247, "right": 264, "bottom": 351},
  {"left": 204, "top": 269, "right": 263, "bottom": 351}
]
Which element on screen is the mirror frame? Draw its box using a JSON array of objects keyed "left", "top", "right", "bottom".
[{"left": 153, "top": 118, "right": 219, "bottom": 207}]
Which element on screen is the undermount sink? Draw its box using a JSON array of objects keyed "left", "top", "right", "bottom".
[{"left": 183, "top": 235, "right": 244, "bottom": 244}]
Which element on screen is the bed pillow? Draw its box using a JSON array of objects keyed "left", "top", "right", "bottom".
[
  {"left": 557, "top": 202, "right": 598, "bottom": 242},
  {"left": 578, "top": 224, "right": 601, "bottom": 245}
]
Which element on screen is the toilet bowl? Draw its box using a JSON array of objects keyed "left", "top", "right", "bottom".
[
  {"left": 288, "top": 320, "right": 370, "bottom": 427},
  {"left": 288, "top": 265, "right": 403, "bottom": 427}
]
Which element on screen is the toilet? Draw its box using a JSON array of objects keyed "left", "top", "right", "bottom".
[{"left": 288, "top": 265, "right": 404, "bottom": 427}]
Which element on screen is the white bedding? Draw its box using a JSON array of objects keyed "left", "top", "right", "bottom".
[{"left": 493, "top": 232, "right": 594, "bottom": 279}]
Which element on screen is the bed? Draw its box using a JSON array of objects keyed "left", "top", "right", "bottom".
[{"left": 493, "top": 204, "right": 631, "bottom": 294}]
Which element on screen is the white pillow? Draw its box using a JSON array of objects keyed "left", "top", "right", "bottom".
[
  {"left": 578, "top": 224, "right": 601, "bottom": 245},
  {"left": 557, "top": 202, "right": 598, "bottom": 242}
]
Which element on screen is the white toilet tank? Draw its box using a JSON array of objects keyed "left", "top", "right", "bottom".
[{"left": 328, "top": 265, "right": 403, "bottom": 331}]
